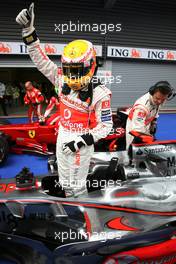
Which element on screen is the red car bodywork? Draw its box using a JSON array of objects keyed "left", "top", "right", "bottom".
[
  {"left": 0, "top": 122, "right": 58, "bottom": 155},
  {"left": 0, "top": 114, "right": 126, "bottom": 156}
]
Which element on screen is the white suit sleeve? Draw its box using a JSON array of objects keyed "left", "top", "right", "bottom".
[
  {"left": 27, "top": 40, "right": 59, "bottom": 86},
  {"left": 130, "top": 108, "right": 150, "bottom": 135},
  {"left": 90, "top": 95, "right": 113, "bottom": 142}
]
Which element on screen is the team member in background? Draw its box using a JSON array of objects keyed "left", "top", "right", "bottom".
[
  {"left": 24, "top": 81, "right": 44, "bottom": 123},
  {"left": 12, "top": 82, "right": 20, "bottom": 107},
  {"left": 126, "top": 81, "right": 175, "bottom": 150},
  {"left": 5, "top": 82, "right": 13, "bottom": 108},
  {"left": 0, "top": 81, "right": 8, "bottom": 116},
  {"left": 44, "top": 94, "right": 60, "bottom": 125},
  {"left": 16, "top": 3, "right": 113, "bottom": 197}
]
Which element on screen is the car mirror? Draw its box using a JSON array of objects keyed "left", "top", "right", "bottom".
[
  {"left": 5, "top": 201, "right": 25, "bottom": 218},
  {"left": 51, "top": 203, "right": 68, "bottom": 219}
]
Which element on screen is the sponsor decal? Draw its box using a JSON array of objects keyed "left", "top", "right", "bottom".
[
  {"left": 167, "top": 51, "right": 175, "bottom": 60},
  {"left": 107, "top": 217, "right": 139, "bottom": 231},
  {"left": 61, "top": 94, "right": 89, "bottom": 111},
  {"left": 0, "top": 42, "right": 11, "bottom": 53},
  {"left": 64, "top": 109, "right": 72, "bottom": 120},
  {"left": 127, "top": 172, "right": 140, "bottom": 179},
  {"left": 136, "top": 149, "right": 143, "bottom": 155},
  {"left": 167, "top": 156, "right": 176, "bottom": 168},
  {"left": 0, "top": 41, "right": 102, "bottom": 56},
  {"left": 44, "top": 44, "right": 57, "bottom": 54},
  {"left": 0, "top": 183, "right": 16, "bottom": 193},
  {"left": 115, "top": 127, "right": 125, "bottom": 136},
  {"left": 61, "top": 120, "right": 84, "bottom": 129},
  {"left": 101, "top": 109, "right": 111, "bottom": 116},
  {"left": 75, "top": 151, "right": 80, "bottom": 166},
  {"left": 102, "top": 100, "right": 110, "bottom": 109},
  {"left": 143, "top": 145, "right": 172, "bottom": 154},
  {"left": 28, "top": 130, "right": 36, "bottom": 139},
  {"left": 131, "top": 48, "right": 141, "bottom": 58},
  {"left": 107, "top": 45, "right": 176, "bottom": 62},
  {"left": 110, "top": 254, "right": 176, "bottom": 264},
  {"left": 101, "top": 115, "right": 111, "bottom": 122},
  {"left": 137, "top": 111, "right": 146, "bottom": 118}
]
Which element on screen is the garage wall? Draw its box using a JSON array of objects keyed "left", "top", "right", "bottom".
[{"left": 111, "top": 60, "right": 176, "bottom": 109}]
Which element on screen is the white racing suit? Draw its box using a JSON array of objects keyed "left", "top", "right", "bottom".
[
  {"left": 27, "top": 40, "right": 113, "bottom": 197},
  {"left": 126, "top": 92, "right": 159, "bottom": 150}
]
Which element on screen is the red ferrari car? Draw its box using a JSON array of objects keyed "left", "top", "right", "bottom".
[{"left": 0, "top": 110, "right": 127, "bottom": 164}]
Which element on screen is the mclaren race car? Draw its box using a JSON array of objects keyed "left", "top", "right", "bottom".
[
  {"left": 0, "top": 168, "right": 176, "bottom": 264},
  {"left": 48, "top": 128, "right": 176, "bottom": 184},
  {"left": 0, "top": 109, "right": 127, "bottom": 164},
  {"left": 88, "top": 130, "right": 176, "bottom": 189}
]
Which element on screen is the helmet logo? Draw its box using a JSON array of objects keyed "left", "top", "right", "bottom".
[
  {"left": 69, "top": 47, "right": 77, "bottom": 58},
  {"left": 64, "top": 109, "right": 72, "bottom": 119}
]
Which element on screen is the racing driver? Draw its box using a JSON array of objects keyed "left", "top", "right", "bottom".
[{"left": 16, "top": 3, "right": 113, "bottom": 197}]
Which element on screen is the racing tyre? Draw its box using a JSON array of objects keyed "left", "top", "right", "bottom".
[
  {"left": 0, "top": 133, "right": 9, "bottom": 163},
  {"left": 0, "top": 119, "right": 11, "bottom": 125}
]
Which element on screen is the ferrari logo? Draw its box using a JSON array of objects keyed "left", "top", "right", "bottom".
[{"left": 28, "top": 130, "right": 36, "bottom": 138}]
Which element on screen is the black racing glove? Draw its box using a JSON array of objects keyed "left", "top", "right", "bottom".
[
  {"left": 150, "top": 119, "right": 157, "bottom": 136},
  {"left": 62, "top": 134, "right": 94, "bottom": 155}
]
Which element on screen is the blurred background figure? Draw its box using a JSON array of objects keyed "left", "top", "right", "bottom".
[
  {"left": 24, "top": 81, "right": 44, "bottom": 123},
  {"left": 12, "top": 82, "right": 20, "bottom": 107},
  {"left": 5, "top": 82, "right": 13, "bottom": 108},
  {"left": 19, "top": 82, "right": 26, "bottom": 105},
  {"left": 0, "top": 81, "right": 8, "bottom": 116}
]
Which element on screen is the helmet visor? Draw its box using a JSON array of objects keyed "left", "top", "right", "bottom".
[{"left": 62, "top": 63, "right": 91, "bottom": 79}]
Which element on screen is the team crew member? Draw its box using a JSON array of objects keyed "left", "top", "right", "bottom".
[
  {"left": 126, "top": 81, "right": 174, "bottom": 150},
  {"left": 44, "top": 95, "right": 60, "bottom": 125},
  {"left": 24, "top": 81, "right": 44, "bottom": 123},
  {"left": 0, "top": 81, "right": 8, "bottom": 116},
  {"left": 16, "top": 3, "right": 113, "bottom": 197}
]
